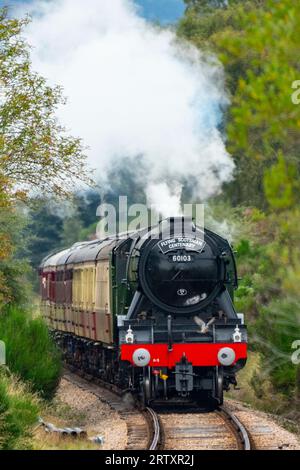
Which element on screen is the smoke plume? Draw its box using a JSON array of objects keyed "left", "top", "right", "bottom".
[{"left": 17, "top": 0, "right": 234, "bottom": 215}]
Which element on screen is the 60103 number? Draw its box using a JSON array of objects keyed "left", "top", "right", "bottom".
[{"left": 171, "top": 254, "right": 192, "bottom": 262}]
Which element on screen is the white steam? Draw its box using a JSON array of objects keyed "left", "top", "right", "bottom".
[
  {"left": 17, "top": 0, "right": 234, "bottom": 216},
  {"left": 147, "top": 182, "right": 183, "bottom": 218}
]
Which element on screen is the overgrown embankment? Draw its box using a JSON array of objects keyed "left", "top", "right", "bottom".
[
  {"left": 233, "top": 209, "right": 300, "bottom": 417},
  {"left": 0, "top": 370, "right": 40, "bottom": 450},
  {"left": 0, "top": 306, "right": 61, "bottom": 449},
  {"left": 209, "top": 205, "right": 300, "bottom": 417}
]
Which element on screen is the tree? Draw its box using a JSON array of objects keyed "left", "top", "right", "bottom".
[
  {"left": 0, "top": 199, "right": 30, "bottom": 305},
  {"left": 184, "top": 0, "right": 261, "bottom": 12},
  {"left": 26, "top": 200, "right": 63, "bottom": 272},
  {"left": 61, "top": 212, "right": 84, "bottom": 248},
  {"left": 0, "top": 8, "right": 90, "bottom": 198},
  {"left": 184, "top": 0, "right": 228, "bottom": 10},
  {"left": 0, "top": 8, "right": 92, "bottom": 305},
  {"left": 179, "top": 0, "right": 300, "bottom": 208}
]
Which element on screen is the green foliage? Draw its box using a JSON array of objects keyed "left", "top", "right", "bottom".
[
  {"left": 236, "top": 239, "right": 251, "bottom": 256},
  {"left": 0, "top": 370, "right": 40, "bottom": 450},
  {"left": 179, "top": 0, "right": 300, "bottom": 208},
  {"left": 184, "top": 0, "right": 242, "bottom": 13},
  {"left": 62, "top": 191, "right": 102, "bottom": 244},
  {"left": 0, "top": 306, "right": 61, "bottom": 398},
  {"left": 61, "top": 213, "right": 84, "bottom": 247},
  {"left": 26, "top": 199, "right": 63, "bottom": 269},
  {"left": 222, "top": 1, "right": 300, "bottom": 157},
  {"left": 264, "top": 154, "right": 299, "bottom": 210},
  {"left": 254, "top": 299, "right": 300, "bottom": 395},
  {"left": 179, "top": 1, "right": 256, "bottom": 53},
  {"left": 0, "top": 204, "right": 31, "bottom": 305},
  {"left": 231, "top": 209, "right": 300, "bottom": 405}
]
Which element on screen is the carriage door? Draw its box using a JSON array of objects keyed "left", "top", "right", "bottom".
[{"left": 95, "top": 260, "right": 112, "bottom": 344}]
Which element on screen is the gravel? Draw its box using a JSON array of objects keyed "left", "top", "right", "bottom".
[
  {"left": 226, "top": 400, "right": 300, "bottom": 450},
  {"left": 49, "top": 378, "right": 127, "bottom": 450}
]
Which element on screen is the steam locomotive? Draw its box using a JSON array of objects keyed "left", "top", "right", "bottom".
[{"left": 40, "top": 217, "right": 247, "bottom": 407}]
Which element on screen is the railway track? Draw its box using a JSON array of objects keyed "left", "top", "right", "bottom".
[
  {"left": 145, "top": 407, "right": 162, "bottom": 450},
  {"left": 63, "top": 368, "right": 252, "bottom": 450},
  {"left": 158, "top": 406, "right": 252, "bottom": 450},
  {"left": 217, "top": 406, "right": 251, "bottom": 450},
  {"left": 63, "top": 369, "right": 161, "bottom": 450}
]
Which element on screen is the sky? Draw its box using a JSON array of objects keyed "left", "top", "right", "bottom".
[{"left": 1, "top": 0, "right": 186, "bottom": 23}]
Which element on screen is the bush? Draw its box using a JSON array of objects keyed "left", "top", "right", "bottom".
[
  {"left": 0, "top": 370, "right": 40, "bottom": 450},
  {"left": 0, "top": 306, "right": 61, "bottom": 398}
]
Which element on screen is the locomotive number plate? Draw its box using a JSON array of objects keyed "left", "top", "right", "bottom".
[{"left": 170, "top": 254, "right": 193, "bottom": 263}]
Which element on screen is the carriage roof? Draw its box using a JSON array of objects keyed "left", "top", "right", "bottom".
[{"left": 39, "top": 235, "right": 132, "bottom": 270}]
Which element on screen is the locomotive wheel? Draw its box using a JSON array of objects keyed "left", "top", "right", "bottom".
[
  {"left": 215, "top": 366, "right": 224, "bottom": 405},
  {"left": 141, "top": 368, "right": 152, "bottom": 407}
]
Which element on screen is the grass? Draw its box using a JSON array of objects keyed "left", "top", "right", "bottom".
[
  {"left": 0, "top": 370, "right": 99, "bottom": 450},
  {"left": 227, "top": 351, "right": 300, "bottom": 438},
  {"left": 0, "top": 304, "right": 63, "bottom": 449},
  {"left": 33, "top": 428, "right": 100, "bottom": 451},
  {"left": 32, "top": 397, "right": 100, "bottom": 450},
  {"left": 227, "top": 351, "right": 291, "bottom": 414},
  {"left": 0, "top": 305, "right": 61, "bottom": 398},
  {"left": 0, "top": 305, "right": 100, "bottom": 450},
  {"left": 43, "top": 395, "right": 87, "bottom": 424},
  {"left": 0, "top": 369, "right": 40, "bottom": 450}
]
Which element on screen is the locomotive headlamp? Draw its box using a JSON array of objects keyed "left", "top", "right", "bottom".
[
  {"left": 218, "top": 347, "right": 236, "bottom": 366},
  {"left": 125, "top": 326, "right": 134, "bottom": 344},
  {"left": 233, "top": 326, "right": 242, "bottom": 343},
  {"left": 132, "top": 348, "right": 151, "bottom": 367}
]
